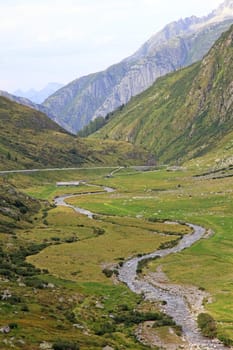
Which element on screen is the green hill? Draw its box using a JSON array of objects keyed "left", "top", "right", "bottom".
[
  {"left": 93, "top": 25, "right": 233, "bottom": 165},
  {"left": 0, "top": 96, "right": 150, "bottom": 170}
]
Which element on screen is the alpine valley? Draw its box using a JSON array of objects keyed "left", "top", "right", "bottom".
[{"left": 0, "top": 1, "right": 233, "bottom": 350}]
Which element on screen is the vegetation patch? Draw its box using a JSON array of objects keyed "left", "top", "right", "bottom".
[{"left": 197, "top": 313, "right": 217, "bottom": 338}]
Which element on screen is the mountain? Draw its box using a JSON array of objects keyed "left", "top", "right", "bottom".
[
  {"left": 0, "top": 96, "right": 150, "bottom": 170},
  {"left": 0, "top": 89, "right": 70, "bottom": 129},
  {"left": 14, "top": 82, "right": 64, "bottom": 104},
  {"left": 92, "top": 24, "right": 233, "bottom": 165},
  {"left": 43, "top": 0, "right": 233, "bottom": 134}
]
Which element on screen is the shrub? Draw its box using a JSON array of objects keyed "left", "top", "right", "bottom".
[
  {"left": 65, "top": 311, "right": 76, "bottom": 323},
  {"left": 102, "top": 268, "right": 113, "bottom": 278},
  {"left": 93, "top": 227, "right": 105, "bottom": 236},
  {"left": 159, "top": 238, "right": 180, "bottom": 250},
  {"left": 197, "top": 313, "right": 217, "bottom": 338},
  {"left": 218, "top": 335, "right": 233, "bottom": 346},
  {"left": 24, "top": 277, "right": 47, "bottom": 289},
  {"left": 94, "top": 322, "right": 116, "bottom": 335},
  {"left": 64, "top": 236, "right": 78, "bottom": 243},
  {"left": 8, "top": 295, "right": 22, "bottom": 304},
  {"left": 9, "top": 322, "right": 18, "bottom": 329},
  {"left": 21, "top": 304, "right": 29, "bottom": 312},
  {"left": 51, "top": 237, "right": 61, "bottom": 242},
  {"left": 53, "top": 341, "right": 79, "bottom": 350}
]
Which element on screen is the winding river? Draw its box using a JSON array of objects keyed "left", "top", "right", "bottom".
[{"left": 55, "top": 183, "right": 229, "bottom": 350}]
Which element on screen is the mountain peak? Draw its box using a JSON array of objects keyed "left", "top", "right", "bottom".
[
  {"left": 220, "top": 0, "right": 233, "bottom": 8},
  {"left": 210, "top": 0, "right": 233, "bottom": 20}
]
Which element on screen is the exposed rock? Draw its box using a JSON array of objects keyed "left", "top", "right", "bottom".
[
  {"left": 43, "top": 2, "right": 233, "bottom": 133},
  {"left": 0, "top": 326, "right": 10, "bottom": 334},
  {"left": 39, "top": 341, "right": 53, "bottom": 349},
  {"left": 1, "top": 290, "right": 12, "bottom": 300}
]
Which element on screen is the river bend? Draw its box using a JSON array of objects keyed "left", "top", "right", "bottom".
[{"left": 55, "top": 184, "right": 229, "bottom": 350}]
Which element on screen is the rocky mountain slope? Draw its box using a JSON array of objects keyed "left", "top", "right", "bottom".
[
  {"left": 92, "top": 24, "right": 233, "bottom": 165},
  {"left": 43, "top": 0, "right": 233, "bottom": 133},
  {"left": 0, "top": 96, "right": 150, "bottom": 170}
]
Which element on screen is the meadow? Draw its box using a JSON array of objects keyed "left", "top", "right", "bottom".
[{"left": 0, "top": 165, "right": 232, "bottom": 348}]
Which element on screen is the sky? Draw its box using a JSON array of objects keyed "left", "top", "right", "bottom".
[{"left": 0, "top": 0, "right": 224, "bottom": 92}]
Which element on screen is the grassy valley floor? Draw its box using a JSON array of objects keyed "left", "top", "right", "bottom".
[{"left": 0, "top": 165, "right": 232, "bottom": 348}]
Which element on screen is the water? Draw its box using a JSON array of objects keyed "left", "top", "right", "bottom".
[{"left": 55, "top": 186, "right": 229, "bottom": 350}]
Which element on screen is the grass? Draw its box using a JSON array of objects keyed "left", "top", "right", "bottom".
[
  {"left": 27, "top": 206, "right": 179, "bottom": 283},
  {"left": 0, "top": 96, "right": 150, "bottom": 171},
  {"left": 92, "top": 25, "right": 233, "bottom": 167},
  {"left": 1, "top": 165, "right": 233, "bottom": 348}
]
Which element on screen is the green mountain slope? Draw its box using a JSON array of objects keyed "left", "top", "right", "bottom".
[
  {"left": 93, "top": 25, "right": 233, "bottom": 165},
  {"left": 0, "top": 97, "right": 150, "bottom": 170},
  {"left": 43, "top": 1, "right": 233, "bottom": 133},
  {"left": 0, "top": 179, "right": 41, "bottom": 233}
]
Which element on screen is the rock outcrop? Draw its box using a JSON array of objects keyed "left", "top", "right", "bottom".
[{"left": 43, "top": 0, "right": 233, "bottom": 133}]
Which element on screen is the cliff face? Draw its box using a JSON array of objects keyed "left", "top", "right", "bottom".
[
  {"left": 93, "top": 25, "right": 233, "bottom": 164},
  {"left": 43, "top": 1, "right": 233, "bottom": 134}
]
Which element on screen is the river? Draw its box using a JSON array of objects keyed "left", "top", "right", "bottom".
[{"left": 55, "top": 183, "right": 229, "bottom": 350}]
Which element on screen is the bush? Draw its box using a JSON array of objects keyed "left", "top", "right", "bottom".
[
  {"left": 9, "top": 322, "right": 18, "bottom": 329},
  {"left": 65, "top": 311, "right": 76, "bottom": 323},
  {"left": 51, "top": 237, "right": 61, "bottom": 242},
  {"left": 64, "top": 236, "right": 78, "bottom": 243},
  {"left": 24, "top": 277, "right": 47, "bottom": 289},
  {"left": 8, "top": 295, "right": 22, "bottom": 304},
  {"left": 94, "top": 322, "right": 116, "bottom": 335},
  {"left": 102, "top": 268, "right": 113, "bottom": 278},
  {"left": 93, "top": 227, "right": 105, "bottom": 236},
  {"left": 197, "top": 313, "right": 217, "bottom": 338},
  {"left": 21, "top": 304, "right": 29, "bottom": 312},
  {"left": 159, "top": 238, "right": 180, "bottom": 250},
  {"left": 218, "top": 335, "right": 233, "bottom": 346},
  {"left": 136, "top": 256, "right": 160, "bottom": 274}
]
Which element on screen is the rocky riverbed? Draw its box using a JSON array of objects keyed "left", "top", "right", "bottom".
[{"left": 55, "top": 185, "right": 230, "bottom": 350}]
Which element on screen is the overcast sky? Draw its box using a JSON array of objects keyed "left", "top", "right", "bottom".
[{"left": 0, "top": 0, "right": 224, "bottom": 92}]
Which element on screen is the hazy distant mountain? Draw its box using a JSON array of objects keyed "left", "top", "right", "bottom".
[
  {"left": 14, "top": 82, "right": 64, "bottom": 104},
  {"left": 43, "top": 0, "right": 233, "bottom": 133}
]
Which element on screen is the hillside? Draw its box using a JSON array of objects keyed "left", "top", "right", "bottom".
[
  {"left": 43, "top": 0, "right": 233, "bottom": 133},
  {"left": 0, "top": 97, "right": 150, "bottom": 170},
  {"left": 93, "top": 24, "right": 233, "bottom": 165},
  {"left": 0, "top": 90, "right": 71, "bottom": 131}
]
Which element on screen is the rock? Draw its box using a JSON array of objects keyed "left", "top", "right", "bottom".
[
  {"left": 0, "top": 326, "right": 10, "bottom": 334},
  {"left": 39, "top": 341, "right": 53, "bottom": 349},
  {"left": 1, "top": 290, "right": 12, "bottom": 300},
  {"left": 18, "top": 282, "right": 26, "bottom": 287},
  {"left": 42, "top": 4, "right": 233, "bottom": 134},
  {"left": 73, "top": 324, "right": 84, "bottom": 329}
]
